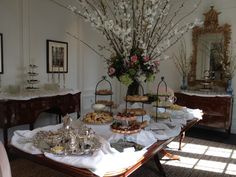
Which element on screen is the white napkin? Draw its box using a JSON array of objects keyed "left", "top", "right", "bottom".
[
  {"left": 145, "top": 121, "right": 182, "bottom": 140},
  {"left": 185, "top": 108, "right": 203, "bottom": 120}
]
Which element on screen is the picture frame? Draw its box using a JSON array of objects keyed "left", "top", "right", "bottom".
[
  {"left": 0, "top": 33, "right": 3, "bottom": 74},
  {"left": 46, "top": 40, "right": 68, "bottom": 73}
]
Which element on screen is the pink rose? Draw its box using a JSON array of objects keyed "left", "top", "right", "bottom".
[
  {"left": 154, "top": 60, "right": 160, "bottom": 66},
  {"left": 108, "top": 67, "right": 116, "bottom": 76},
  {"left": 131, "top": 55, "right": 138, "bottom": 64},
  {"left": 143, "top": 56, "right": 150, "bottom": 62}
]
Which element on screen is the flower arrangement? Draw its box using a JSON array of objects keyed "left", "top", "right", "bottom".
[
  {"left": 50, "top": 0, "right": 202, "bottom": 85},
  {"left": 202, "top": 39, "right": 236, "bottom": 80},
  {"left": 173, "top": 40, "right": 191, "bottom": 77},
  {"left": 107, "top": 48, "right": 159, "bottom": 86}
]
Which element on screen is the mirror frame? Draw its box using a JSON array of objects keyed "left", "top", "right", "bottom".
[{"left": 189, "top": 6, "right": 231, "bottom": 88}]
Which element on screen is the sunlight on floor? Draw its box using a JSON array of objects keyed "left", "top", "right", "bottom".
[
  {"left": 205, "top": 147, "right": 232, "bottom": 158},
  {"left": 194, "top": 159, "right": 226, "bottom": 173},
  {"left": 180, "top": 143, "right": 208, "bottom": 154},
  {"left": 225, "top": 163, "right": 236, "bottom": 175},
  {"left": 161, "top": 156, "right": 198, "bottom": 168},
  {"left": 231, "top": 150, "right": 236, "bottom": 159},
  {"left": 161, "top": 140, "right": 236, "bottom": 176}
]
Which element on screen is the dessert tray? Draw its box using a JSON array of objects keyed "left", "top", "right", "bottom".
[
  {"left": 83, "top": 112, "right": 113, "bottom": 124},
  {"left": 110, "top": 121, "right": 141, "bottom": 134},
  {"left": 114, "top": 112, "right": 137, "bottom": 121},
  {"left": 27, "top": 80, "right": 40, "bottom": 84},
  {"left": 96, "top": 100, "right": 114, "bottom": 106},
  {"left": 125, "top": 95, "right": 148, "bottom": 102},
  {"left": 110, "top": 112, "right": 149, "bottom": 134},
  {"left": 28, "top": 72, "right": 39, "bottom": 76},
  {"left": 95, "top": 89, "right": 113, "bottom": 95},
  {"left": 125, "top": 108, "right": 146, "bottom": 116},
  {"left": 33, "top": 123, "right": 101, "bottom": 156}
]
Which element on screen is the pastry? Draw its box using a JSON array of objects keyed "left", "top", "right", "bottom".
[
  {"left": 51, "top": 145, "right": 64, "bottom": 154},
  {"left": 110, "top": 121, "right": 141, "bottom": 134},
  {"left": 95, "top": 89, "right": 113, "bottom": 95},
  {"left": 114, "top": 112, "right": 136, "bottom": 121},
  {"left": 83, "top": 112, "right": 113, "bottom": 124},
  {"left": 125, "top": 108, "right": 146, "bottom": 116},
  {"left": 125, "top": 95, "right": 148, "bottom": 102}
]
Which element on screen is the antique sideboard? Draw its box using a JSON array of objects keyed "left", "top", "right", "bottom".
[
  {"left": 0, "top": 90, "right": 81, "bottom": 147},
  {"left": 175, "top": 91, "right": 233, "bottom": 134}
]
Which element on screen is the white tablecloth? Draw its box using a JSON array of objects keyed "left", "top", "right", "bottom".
[{"left": 11, "top": 107, "right": 202, "bottom": 176}]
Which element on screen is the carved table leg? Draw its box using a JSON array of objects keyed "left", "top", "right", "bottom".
[
  {"left": 154, "top": 153, "right": 166, "bottom": 177},
  {"left": 59, "top": 114, "right": 62, "bottom": 123},
  {"left": 77, "top": 111, "right": 80, "bottom": 119},
  {"left": 160, "top": 149, "right": 180, "bottom": 160},
  {"left": 29, "top": 124, "right": 34, "bottom": 130},
  {"left": 179, "top": 131, "right": 185, "bottom": 150}
]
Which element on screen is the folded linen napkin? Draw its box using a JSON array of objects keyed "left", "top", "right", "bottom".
[
  {"left": 185, "top": 108, "right": 203, "bottom": 120},
  {"left": 145, "top": 121, "right": 182, "bottom": 140}
]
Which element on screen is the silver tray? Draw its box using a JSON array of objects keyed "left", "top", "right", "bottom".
[{"left": 33, "top": 128, "right": 101, "bottom": 156}]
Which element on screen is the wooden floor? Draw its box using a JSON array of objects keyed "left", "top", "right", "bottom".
[{"left": 187, "top": 127, "right": 236, "bottom": 145}]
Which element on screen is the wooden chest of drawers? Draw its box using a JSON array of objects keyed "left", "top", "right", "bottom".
[{"left": 175, "top": 92, "right": 233, "bottom": 134}]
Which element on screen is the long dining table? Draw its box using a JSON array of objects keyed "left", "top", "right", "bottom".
[{"left": 9, "top": 114, "right": 200, "bottom": 177}]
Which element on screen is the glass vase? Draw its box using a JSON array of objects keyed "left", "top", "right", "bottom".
[
  {"left": 180, "top": 75, "right": 188, "bottom": 90},
  {"left": 127, "top": 80, "right": 140, "bottom": 95},
  {"left": 226, "top": 79, "right": 233, "bottom": 95}
]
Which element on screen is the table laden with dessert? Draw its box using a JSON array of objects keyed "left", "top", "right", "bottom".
[{"left": 10, "top": 99, "right": 203, "bottom": 177}]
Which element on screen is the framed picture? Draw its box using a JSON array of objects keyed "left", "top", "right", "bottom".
[
  {"left": 0, "top": 33, "right": 3, "bottom": 74},
  {"left": 47, "top": 40, "right": 68, "bottom": 73}
]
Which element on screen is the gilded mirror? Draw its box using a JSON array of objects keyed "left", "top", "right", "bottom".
[{"left": 189, "top": 6, "right": 231, "bottom": 89}]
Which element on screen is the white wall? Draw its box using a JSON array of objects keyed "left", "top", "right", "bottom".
[
  {"left": 1, "top": 0, "right": 236, "bottom": 142},
  {"left": 0, "top": 0, "right": 22, "bottom": 85}
]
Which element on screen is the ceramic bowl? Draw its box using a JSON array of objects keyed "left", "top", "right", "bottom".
[{"left": 92, "top": 104, "right": 106, "bottom": 112}]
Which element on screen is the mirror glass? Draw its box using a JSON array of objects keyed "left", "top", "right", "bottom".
[{"left": 196, "top": 33, "right": 224, "bottom": 80}]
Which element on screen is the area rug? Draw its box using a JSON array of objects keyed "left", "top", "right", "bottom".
[{"left": 10, "top": 137, "right": 236, "bottom": 177}]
